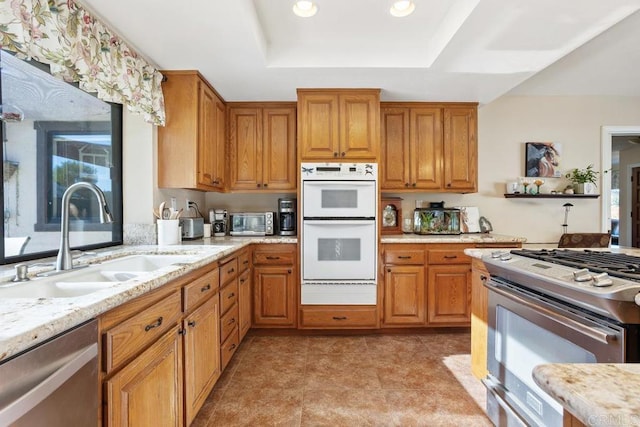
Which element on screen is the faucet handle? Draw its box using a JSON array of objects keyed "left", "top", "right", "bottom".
[{"left": 12, "top": 263, "right": 30, "bottom": 282}]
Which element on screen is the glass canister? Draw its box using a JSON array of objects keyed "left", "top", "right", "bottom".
[{"left": 413, "top": 207, "right": 461, "bottom": 235}]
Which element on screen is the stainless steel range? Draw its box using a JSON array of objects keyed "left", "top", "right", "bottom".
[{"left": 481, "top": 249, "right": 640, "bottom": 427}]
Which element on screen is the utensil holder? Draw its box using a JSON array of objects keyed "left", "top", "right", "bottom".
[{"left": 157, "top": 219, "right": 180, "bottom": 245}]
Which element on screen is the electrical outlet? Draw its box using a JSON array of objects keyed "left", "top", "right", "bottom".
[{"left": 185, "top": 199, "right": 192, "bottom": 211}]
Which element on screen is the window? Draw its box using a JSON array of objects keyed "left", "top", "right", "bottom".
[{"left": 1, "top": 50, "right": 122, "bottom": 263}]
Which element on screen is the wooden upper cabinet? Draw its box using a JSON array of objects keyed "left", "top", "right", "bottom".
[
  {"left": 228, "top": 103, "right": 296, "bottom": 192},
  {"left": 158, "top": 71, "right": 226, "bottom": 191},
  {"left": 443, "top": 106, "right": 477, "bottom": 192},
  {"left": 298, "top": 89, "right": 380, "bottom": 161},
  {"left": 380, "top": 103, "right": 476, "bottom": 193}
]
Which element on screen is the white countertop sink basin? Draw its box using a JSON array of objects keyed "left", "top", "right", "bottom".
[{"left": 97, "top": 254, "right": 200, "bottom": 273}]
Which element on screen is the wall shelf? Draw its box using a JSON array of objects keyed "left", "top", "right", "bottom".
[{"left": 504, "top": 193, "right": 599, "bottom": 199}]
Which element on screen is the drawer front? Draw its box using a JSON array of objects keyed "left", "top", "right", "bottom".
[
  {"left": 299, "top": 306, "right": 378, "bottom": 329},
  {"left": 238, "top": 250, "right": 251, "bottom": 273},
  {"left": 220, "top": 302, "right": 239, "bottom": 343},
  {"left": 104, "top": 291, "right": 181, "bottom": 373},
  {"left": 220, "top": 257, "right": 239, "bottom": 286},
  {"left": 253, "top": 250, "right": 295, "bottom": 265},
  {"left": 221, "top": 327, "right": 239, "bottom": 370},
  {"left": 384, "top": 249, "right": 425, "bottom": 265},
  {"left": 183, "top": 268, "right": 219, "bottom": 312},
  {"left": 220, "top": 279, "right": 239, "bottom": 315},
  {"left": 428, "top": 249, "right": 470, "bottom": 265}
]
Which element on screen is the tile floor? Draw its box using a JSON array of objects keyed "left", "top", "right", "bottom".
[{"left": 192, "top": 331, "right": 491, "bottom": 427}]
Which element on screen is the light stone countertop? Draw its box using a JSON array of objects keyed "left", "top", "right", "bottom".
[
  {"left": 0, "top": 236, "right": 295, "bottom": 362},
  {"left": 381, "top": 233, "right": 527, "bottom": 244},
  {"left": 533, "top": 363, "right": 640, "bottom": 427}
]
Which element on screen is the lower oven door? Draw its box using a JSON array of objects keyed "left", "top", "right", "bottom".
[
  {"left": 485, "top": 276, "right": 625, "bottom": 427},
  {"left": 302, "top": 220, "right": 376, "bottom": 281}
]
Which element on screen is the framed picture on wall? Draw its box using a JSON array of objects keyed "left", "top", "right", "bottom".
[{"left": 525, "top": 142, "right": 562, "bottom": 177}]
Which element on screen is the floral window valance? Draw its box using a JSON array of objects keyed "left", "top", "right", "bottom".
[{"left": 0, "top": 0, "right": 165, "bottom": 126}]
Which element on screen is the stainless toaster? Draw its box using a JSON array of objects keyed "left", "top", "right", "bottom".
[{"left": 180, "top": 217, "right": 204, "bottom": 239}]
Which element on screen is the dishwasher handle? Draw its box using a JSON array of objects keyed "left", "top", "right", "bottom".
[{"left": 0, "top": 343, "right": 98, "bottom": 426}]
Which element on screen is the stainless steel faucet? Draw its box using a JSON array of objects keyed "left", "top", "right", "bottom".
[{"left": 56, "top": 182, "right": 114, "bottom": 271}]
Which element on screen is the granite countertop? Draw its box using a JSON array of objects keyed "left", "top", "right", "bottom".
[
  {"left": 533, "top": 363, "right": 640, "bottom": 427},
  {"left": 381, "top": 233, "right": 526, "bottom": 244},
  {"left": 0, "top": 236, "right": 295, "bottom": 362}
]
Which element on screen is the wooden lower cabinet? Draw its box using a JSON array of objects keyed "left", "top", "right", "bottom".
[
  {"left": 427, "top": 264, "right": 472, "bottom": 325},
  {"left": 299, "top": 305, "right": 378, "bottom": 329},
  {"left": 183, "top": 295, "right": 220, "bottom": 425},
  {"left": 238, "top": 268, "right": 252, "bottom": 340},
  {"left": 470, "top": 258, "right": 489, "bottom": 379},
  {"left": 383, "top": 265, "right": 426, "bottom": 326},
  {"left": 105, "top": 326, "right": 184, "bottom": 427}
]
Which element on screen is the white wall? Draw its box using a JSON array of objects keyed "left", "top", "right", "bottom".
[{"left": 121, "top": 95, "right": 640, "bottom": 245}]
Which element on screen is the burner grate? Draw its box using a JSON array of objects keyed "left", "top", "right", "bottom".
[{"left": 511, "top": 249, "right": 640, "bottom": 280}]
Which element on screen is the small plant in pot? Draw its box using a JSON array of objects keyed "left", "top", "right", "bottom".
[{"left": 565, "top": 164, "right": 599, "bottom": 194}]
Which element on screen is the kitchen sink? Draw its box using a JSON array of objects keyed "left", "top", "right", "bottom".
[{"left": 0, "top": 254, "right": 201, "bottom": 299}]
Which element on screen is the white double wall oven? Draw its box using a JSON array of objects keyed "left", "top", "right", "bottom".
[{"left": 300, "top": 163, "right": 378, "bottom": 305}]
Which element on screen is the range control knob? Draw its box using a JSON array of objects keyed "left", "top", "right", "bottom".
[
  {"left": 499, "top": 253, "right": 512, "bottom": 261},
  {"left": 573, "top": 268, "right": 593, "bottom": 282},
  {"left": 491, "top": 251, "right": 503, "bottom": 259},
  {"left": 592, "top": 272, "right": 613, "bottom": 287}
]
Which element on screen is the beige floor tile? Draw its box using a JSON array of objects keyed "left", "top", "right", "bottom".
[
  {"left": 364, "top": 334, "right": 428, "bottom": 353},
  {"left": 307, "top": 335, "right": 369, "bottom": 353},
  {"left": 419, "top": 332, "right": 472, "bottom": 355},
  {"left": 247, "top": 335, "right": 310, "bottom": 354},
  {"left": 231, "top": 351, "right": 307, "bottom": 389}
]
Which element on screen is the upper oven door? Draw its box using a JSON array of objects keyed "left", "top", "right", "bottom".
[
  {"left": 302, "top": 220, "right": 376, "bottom": 281},
  {"left": 302, "top": 181, "right": 376, "bottom": 219}
]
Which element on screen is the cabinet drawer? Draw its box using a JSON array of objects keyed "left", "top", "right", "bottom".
[
  {"left": 103, "top": 291, "right": 181, "bottom": 373},
  {"left": 299, "top": 306, "right": 378, "bottom": 329},
  {"left": 428, "top": 250, "right": 470, "bottom": 264},
  {"left": 221, "top": 327, "right": 239, "bottom": 370},
  {"left": 253, "top": 250, "right": 295, "bottom": 265},
  {"left": 220, "top": 279, "right": 239, "bottom": 315},
  {"left": 220, "top": 257, "right": 238, "bottom": 286},
  {"left": 221, "top": 302, "right": 239, "bottom": 343},
  {"left": 238, "top": 250, "right": 251, "bottom": 273},
  {"left": 384, "top": 249, "right": 425, "bottom": 265},
  {"left": 183, "top": 268, "right": 219, "bottom": 312}
]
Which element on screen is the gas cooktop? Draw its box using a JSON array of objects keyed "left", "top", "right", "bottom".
[{"left": 482, "top": 249, "right": 640, "bottom": 323}]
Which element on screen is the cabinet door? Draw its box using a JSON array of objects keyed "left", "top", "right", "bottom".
[
  {"left": 411, "top": 107, "right": 443, "bottom": 189},
  {"left": 427, "top": 264, "right": 471, "bottom": 325},
  {"left": 253, "top": 266, "right": 296, "bottom": 327},
  {"left": 262, "top": 107, "right": 297, "bottom": 190},
  {"left": 298, "top": 92, "right": 340, "bottom": 160},
  {"left": 212, "top": 96, "right": 226, "bottom": 190},
  {"left": 383, "top": 265, "right": 426, "bottom": 326},
  {"left": 238, "top": 268, "right": 252, "bottom": 340},
  {"left": 339, "top": 92, "right": 379, "bottom": 159},
  {"left": 198, "top": 82, "right": 217, "bottom": 189},
  {"left": 183, "top": 295, "right": 221, "bottom": 426},
  {"left": 105, "top": 327, "right": 183, "bottom": 427},
  {"left": 380, "top": 107, "right": 411, "bottom": 190},
  {"left": 443, "top": 107, "right": 477, "bottom": 192},
  {"left": 229, "top": 107, "right": 262, "bottom": 190}
]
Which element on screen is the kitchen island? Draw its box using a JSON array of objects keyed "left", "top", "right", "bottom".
[{"left": 533, "top": 363, "right": 640, "bottom": 427}]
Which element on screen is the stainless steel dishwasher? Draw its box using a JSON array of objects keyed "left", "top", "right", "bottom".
[{"left": 0, "top": 319, "right": 98, "bottom": 426}]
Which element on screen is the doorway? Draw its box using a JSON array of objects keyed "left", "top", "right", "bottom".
[{"left": 601, "top": 126, "right": 640, "bottom": 248}]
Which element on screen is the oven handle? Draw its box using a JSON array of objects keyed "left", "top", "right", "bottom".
[{"left": 486, "top": 279, "right": 618, "bottom": 345}]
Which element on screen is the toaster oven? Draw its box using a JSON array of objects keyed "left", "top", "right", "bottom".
[{"left": 229, "top": 212, "right": 275, "bottom": 236}]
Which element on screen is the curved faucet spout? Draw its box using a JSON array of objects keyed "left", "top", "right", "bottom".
[{"left": 56, "top": 182, "right": 114, "bottom": 271}]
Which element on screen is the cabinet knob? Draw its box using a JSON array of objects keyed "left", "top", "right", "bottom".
[
  {"left": 188, "top": 320, "right": 196, "bottom": 327},
  {"left": 333, "top": 152, "right": 338, "bottom": 157},
  {"left": 387, "top": 268, "right": 391, "bottom": 273},
  {"left": 480, "top": 275, "right": 488, "bottom": 282},
  {"left": 178, "top": 329, "right": 187, "bottom": 336},
  {"left": 288, "top": 269, "right": 292, "bottom": 274},
  {"left": 405, "top": 183, "right": 409, "bottom": 187},
  {"left": 256, "top": 183, "right": 262, "bottom": 188},
  {"left": 264, "top": 183, "right": 268, "bottom": 188},
  {"left": 212, "top": 179, "right": 220, "bottom": 185},
  {"left": 341, "top": 152, "right": 346, "bottom": 157},
  {"left": 447, "top": 183, "right": 452, "bottom": 187},
  {"left": 412, "top": 183, "right": 416, "bottom": 187}
]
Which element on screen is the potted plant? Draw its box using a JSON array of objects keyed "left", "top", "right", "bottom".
[{"left": 565, "top": 164, "right": 599, "bottom": 194}]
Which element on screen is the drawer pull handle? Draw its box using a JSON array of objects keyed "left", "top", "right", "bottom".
[
  {"left": 227, "top": 318, "right": 236, "bottom": 325},
  {"left": 266, "top": 256, "right": 281, "bottom": 260},
  {"left": 145, "top": 317, "right": 163, "bottom": 332},
  {"left": 228, "top": 268, "right": 235, "bottom": 274},
  {"left": 240, "top": 278, "right": 246, "bottom": 283},
  {"left": 332, "top": 316, "right": 347, "bottom": 320},
  {"left": 229, "top": 343, "right": 237, "bottom": 351},
  {"left": 444, "top": 255, "right": 458, "bottom": 259},
  {"left": 188, "top": 320, "right": 196, "bottom": 327},
  {"left": 228, "top": 292, "right": 235, "bottom": 299},
  {"left": 243, "top": 260, "right": 249, "bottom": 265},
  {"left": 398, "top": 256, "right": 412, "bottom": 259},
  {"left": 201, "top": 284, "right": 211, "bottom": 292},
  {"left": 480, "top": 275, "right": 488, "bottom": 282}
]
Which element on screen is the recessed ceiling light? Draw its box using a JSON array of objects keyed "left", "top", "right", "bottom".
[
  {"left": 390, "top": 0, "right": 415, "bottom": 17},
  {"left": 293, "top": 1, "right": 318, "bottom": 18}
]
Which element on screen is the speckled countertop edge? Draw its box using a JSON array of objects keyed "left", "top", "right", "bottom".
[
  {"left": 381, "top": 233, "right": 527, "bottom": 244},
  {"left": 0, "top": 236, "right": 295, "bottom": 362},
  {"left": 533, "top": 363, "right": 640, "bottom": 426}
]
